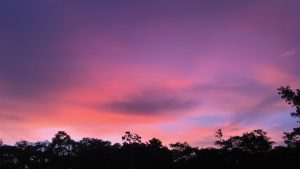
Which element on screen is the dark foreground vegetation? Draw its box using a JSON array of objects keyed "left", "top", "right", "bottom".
[{"left": 0, "top": 86, "right": 299, "bottom": 169}]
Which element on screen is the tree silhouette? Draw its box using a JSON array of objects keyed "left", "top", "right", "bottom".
[
  {"left": 240, "top": 129, "right": 274, "bottom": 153},
  {"left": 0, "top": 128, "right": 298, "bottom": 169},
  {"left": 147, "top": 138, "right": 163, "bottom": 149},
  {"left": 76, "top": 138, "right": 113, "bottom": 169},
  {"left": 278, "top": 86, "right": 300, "bottom": 148},
  {"left": 170, "top": 142, "right": 197, "bottom": 162},
  {"left": 122, "top": 131, "right": 142, "bottom": 144},
  {"left": 51, "top": 131, "right": 75, "bottom": 156},
  {"left": 49, "top": 131, "right": 76, "bottom": 169},
  {"left": 215, "top": 129, "right": 225, "bottom": 147},
  {"left": 278, "top": 86, "right": 300, "bottom": 118},
  {"left": 146, "top": 138, "right": 172, "bottom": 169},
  {"left": 283, "top": 128, "right": 300, "bottom": 148},
  {"left": 215, "top": 129, "right": 274, "bottom": 153}
]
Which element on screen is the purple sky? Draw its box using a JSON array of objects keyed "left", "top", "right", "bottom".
[{"left": 0, "top": 0, "right": 300, "bottom": 147}]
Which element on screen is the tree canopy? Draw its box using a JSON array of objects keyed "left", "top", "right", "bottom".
[
  {"left": 215, "top": 129, "right": 274, "bottom": 153},
  {"left": 278, "top": 86, "right": 300, "bottom": 148}
]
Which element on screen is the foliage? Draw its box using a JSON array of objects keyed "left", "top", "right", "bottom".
[
  {"left": 277, "top": 86, "right": 300, "bottom": 118},
  {"left": 0, "top": 130, "right": 298, "bottom": 169},
  {"left": 278, "top": 86, "right": 300, "bottom": 148},
  {"left": 122, "top": 131, "right": 142, "bottom": 144},
  {"left": 215, "top": 129, "right": 274, "bottom": 153},
  {"left": 283, "top": 128, "right": 300, "bottom": 148}
]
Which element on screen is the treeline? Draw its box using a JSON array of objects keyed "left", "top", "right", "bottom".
[
  {"left": 0, "top": 130, "right": 299, "bottom": 169},
  {"left": 0, "top": 86, "right": 299, "bottom": 169}
]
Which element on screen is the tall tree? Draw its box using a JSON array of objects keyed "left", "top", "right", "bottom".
[
  {"left": 51, "top": 131, "right": 75, "bottom": 156},
  {"left": 278, "top": 86, "right": 300, "bottom": 147}
]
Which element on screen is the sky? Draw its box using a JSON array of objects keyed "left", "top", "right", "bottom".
[{"left": 0, "top": 0, "right": 300, "bottom": 147}]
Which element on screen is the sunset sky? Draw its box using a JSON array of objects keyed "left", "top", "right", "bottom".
[{"left": 0, "top": 0, "right": 300, "bottom": 147}]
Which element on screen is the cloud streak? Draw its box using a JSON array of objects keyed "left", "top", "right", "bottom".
[{"left": 101, "top": 89, "right": 198, "bottom": 115}]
